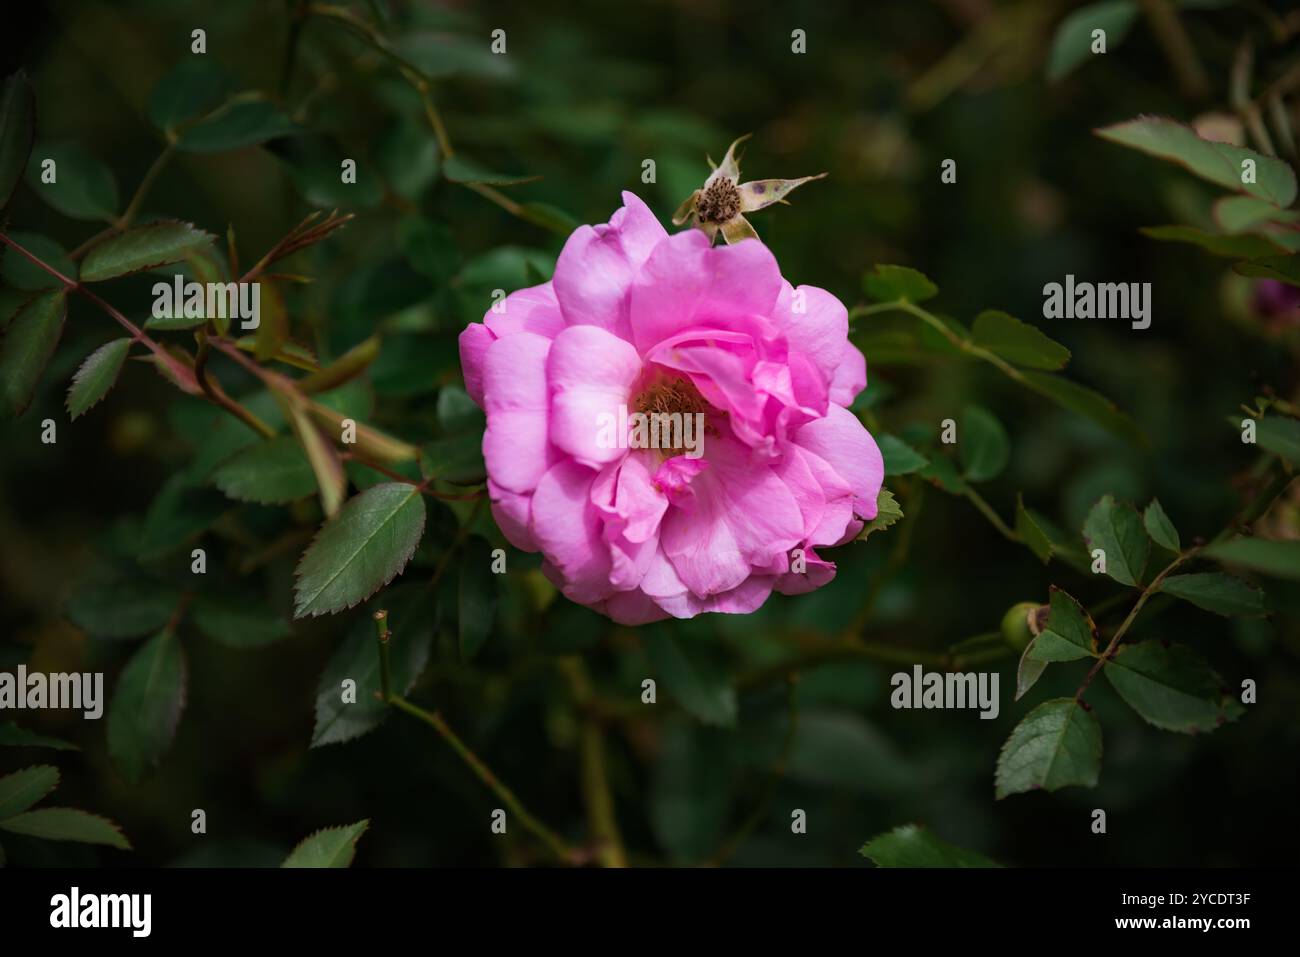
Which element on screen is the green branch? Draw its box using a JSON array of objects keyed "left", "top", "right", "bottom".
[{"left": 374, "top": 607, "right": 578, "bottom": 864}]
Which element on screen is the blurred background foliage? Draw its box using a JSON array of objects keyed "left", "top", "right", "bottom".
[{"left": 1, "top": 0, "right": 1298, "bottom": 867}]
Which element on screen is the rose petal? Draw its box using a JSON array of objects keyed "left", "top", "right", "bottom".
[
  {"left": 548, "top": 325, "right": 643, "bottom": 467},
  {"left": 530, "top": 460, "right": 614, "bottom": 603},
  {"left": 482, "top": 332, "right": 556, "bottom": 493},
  {"left": 630, "top": 230, "right": 782, "bottom": 354},
  {"left": 660, "top": 431, "right": 804, "bottom": 596},
  {"left": 792, "top": 405, "right": 884, "bottom": 519},
  {"left": 552, "top": 192, "right": 665, "bottom": 342}
]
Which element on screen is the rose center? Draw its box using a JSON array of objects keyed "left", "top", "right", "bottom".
[
  {"left": 632, "top": 375, "right": 713, "bottom": 457},
  {"left": 635, "top": 375, "right": 708, "bottom": 419},
  {"left": 695, "top": 177, "right": 741, "bottom": 224}
]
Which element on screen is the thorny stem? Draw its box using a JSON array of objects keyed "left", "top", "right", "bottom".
[
  {"left": 1140, "top": 0, "right": 1210, "bottom": 101},
  {"left": 194, "top": 334, "right": 277, "bottom": 439},
  {"left": 280, "top": 0, "right": 308, "bottom": 97},
  {"left": 339, "top": 451, "right": 485, "bottom": 501},
  {"left": 387, "top": 694, "right": 578, "bottom": 863},
  {"left": 373, "top": 609, "right": 391, "bottom": 704},
  {"left": 0, "top": 232, "right": 198, "bottom": 389},
  {"left": 559, "top": 658, "right": 628, "bottom": 868},
  {"left": 210, "top": 337, "right": 480, "bottom": 500},
  {"left": 0, "top": 229, "right": 254, "bottom": 424},
  {"left": 850, "top": 299, "right": 1030, "bottom": 386},
  {"left": 963, "top": 485, "right": 1020, "bottom": 544},
  {"left": 372, "top": 606, "right": 575, "bottom": 862},
  {"left": 303, "top": 3, "right": 566, "bottom": 234},
  {"left": 1075, "top": 549, "right": 1199, "bottom": 699}
]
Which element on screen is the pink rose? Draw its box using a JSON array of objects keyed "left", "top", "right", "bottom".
[{"left": 458, "top": 192, "right": 883, "bottom": 624}]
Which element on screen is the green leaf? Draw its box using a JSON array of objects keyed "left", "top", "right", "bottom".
[
  {"left": 285, "top": 399, "right": 346, "bottom": 519},
  {"left": 1213, "top": 195, "right": 1300, "bottom": 233},
  {"left": 958, "top": 405, "right": 1010, "bottom": 482},
  {"left": 0, "top": 70, "right": 36, "bottom": 211},
  {"left": 1255, "top": 415, "right": 1300, "bottom": 464},
  {"left": 375, "top": 120, "right": 440, "bottom": 202},
  {"left": 856, "top": 486, "right": 904, "bottom": 542},
  {"left": 859, "top": 824, "right": 1000, "bottom": 868},
  {"left": 296, "top": 337, "right": 380, "bottom": 395},
  {"left": 0, "top": 291, "right": 67, "bottom": 417},
  {"left": 1158, "top": 572, "right": 1265, "bottom": 617},
  {"left": 1016, "top": 590, "right": 1096, "bottom": 701},
  {"left": 254, "top": 277, "right": 288, "bottom": 360},
  {"left": 80, "top": 221, "right": 215, "bottom": 282},
  {"left": 1233, "top": 253, "right": 1300, "bottom": 287},
  {"left": 418, "top": 386, "right": 488, "bottom": 485},
  {"left": 1015, "top": 641, "right": 1048, "bottom": 701},
  {"left": 138, "top": 474, "right": 229, "bottom": 558},
  {"left": 106, "top": 631, "right": 187, "bottom": 783},
  {"left": 293, "top": 483, "right": 427, "bottom": 618},
  {"left": 971, "top": 310, "right": 1069, "bottom": 370},
  {"left": 420, "top": 434, "right": 487, "bottom": 485},
  {"left": 311, "top": 585, "right": 436, "bottom": 747},
  {"left": 0, "top": 807, "right": 130, "bottom": 849},
  {"left": 437, "top": 385, "right": 485, "bottom": 433},
  {"left": 863, "top": 264, "right": 938, "bottom": 303},
  {"left": 399, "top": 218, "right": 460, "bottom": 285},
  {"left": 176, "top": 98, "right": 299, "bottom": 153},
  {"left": 1143, "top": 498, "right": 1180, "bottom": 552},
  {"left": 210, "top": 436, "right": 316, "bottom": 505},
  {"left": 191, "top": 595, "right": 291, "bottom": 648},
  {"left": 0, "top": 722, "right": 79, "bottom": 751},
  {"left": 1096, "top": 116, "right": 1297, "bottom": 207},
  {"left": 270, "top": 134, "right": 384, "bottom": 209},
  {"left": 1015, "top": 495, "right": 1054, "bottom": 564},
  {"left": 995, "top": 697, "right": 1102, "bottom": 798},
  {"left": 0, "top": 766, "right": 58, "bottom": 820},
  {"left": 66, "top": 569, "right": 182, "bottom": 639},
  {"left": 1082, "top": 494, "right": 1149, "bottom": 586},
  {"left": 519, "top": 201, "right": 580, "bottom": 235},
  {"left": 1046, "top": 1, "right": 1138, "bottom": 81},
  {"left": 1204, "top": 537, "right": 1300, "bottom": 581},
  {"left": 148, "top": 60, "right": 233, "bottom": 131},
  {"left": 24, "top": 141, "right": 118, "bottom": 220},
  {"left": 878, "top": 434, "right": 928, "bottom": 475},
  {"left": 393, "top": 32, "right": 516, "bottom": 81},
  {"left": 1103, "top": 641, "right": 1244, "bottom": 733},
  {"left": 443, "top": 155, "right": 540, "bottom": 186},
  {"left": 650, "top": 720, "right": 731, "bottom": 862},
  {"left": 1021, "top": 371, "right": 1145, "bottom": 445},
  {"left": 458, "top": 537, "right": 496, "bottom": 662},
  {"left": 144, "top": 312, "right": 207, "bottom": 331},
  {"left": 917, "top": 453, "right": 967, "bottom": 494},
  {"left": 67, "top": 338, "right": 130, "bottom": 420},
  {"left": 1029, "top": 588, "right": 1098, "bottom": 661},
  {"left": 644, "top": 631, "right": 737, "bottom": 727},
  {"left": 1139, "top": 224, "right": 1287, "bottom": 259},
  {"left": 281, "top": 819, "right": 368, "bottom": 868}
]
